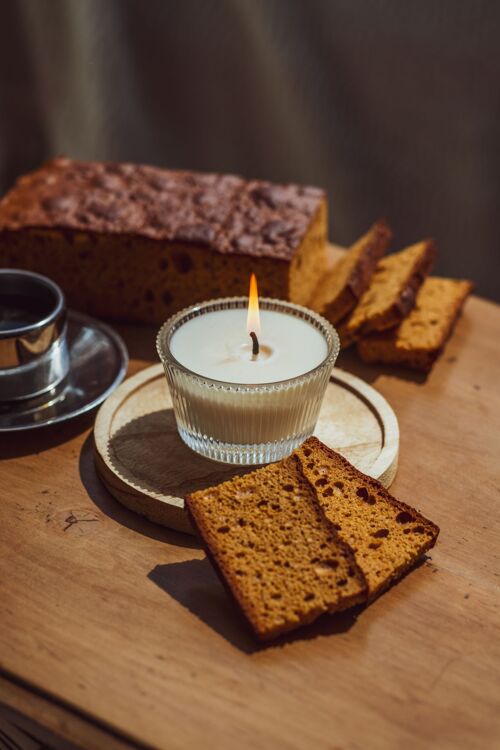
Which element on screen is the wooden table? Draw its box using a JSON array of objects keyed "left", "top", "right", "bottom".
[{"left": 1, "top": 291, "right": 499, "bottom": 750}]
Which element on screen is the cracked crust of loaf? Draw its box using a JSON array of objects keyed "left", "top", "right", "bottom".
[
  {"left": 337, "top": 240, "right": 436, "bottom": 347},
  {"left": 294, "top": 437, "right": 439, "bottom": 599},
  {"left": 185, "top": 457, "right": 367, "bottom": 641},
  {"left": 313, "top": 219, "right": 392, "bottom": 324},
  {"left": 357, "top": 277, "right": 473, "bottom": 371},
  {"left": 0, "top": 157, "right": 327, "bottom": 323}
]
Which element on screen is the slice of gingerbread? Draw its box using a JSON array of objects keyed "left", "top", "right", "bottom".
[
  {"left": 338, "top": 240, "right": 436, "bottom": 347},
  {"left": 185, "top": 456, "right": 367, "bottom": 641},
  {"left": 313, "top": 219, "right": 392, "bottom": 324},
  {"left": 357, "top": 277, "right": 473, "bottom": 371},
  {"left": 294, "top": 437, "right": 440, "bottom": 599}
]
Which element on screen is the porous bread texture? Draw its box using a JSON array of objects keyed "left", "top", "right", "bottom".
[
  {"left": 185, "top": 456, "right": 367, "bottom": 641},
  {"left": 313, "top": 219, "right": 392, "bottom": 324},
  {"left": 289, "top": 200, "right": 328, "bottom": 306},
  {"left": 358, "top": 277, "right": 473, "bottom": 372},
  {"left": 337, "top": 240, "right": 436, "bottom": 347},
  {"left": 0, "top": 225, "right": 327, "bottom": 324},
  {"left": 0, "top": 230, "right": 291, "bottom": 323},
  {"left": 295, "top": 437, "right": 439, "bottom": 599}
]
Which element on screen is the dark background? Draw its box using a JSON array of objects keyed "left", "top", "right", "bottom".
[{"left": 1, "top": 0, "right": 499, "bottom": 300}]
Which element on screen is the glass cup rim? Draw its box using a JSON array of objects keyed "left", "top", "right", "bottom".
[{"left": 156, "top": 296, "right": 340, "bottom": 389}]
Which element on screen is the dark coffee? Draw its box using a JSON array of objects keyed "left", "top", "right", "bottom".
[{"left": 0, "top": 293, "right": 51, "bottom": 332}]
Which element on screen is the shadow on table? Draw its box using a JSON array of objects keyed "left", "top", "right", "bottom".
[
  {"left": 149, "top": 558, "right": 363, "bottom": 654},
  {"left": 79, "top": 431, "right": 199, "bottom": 549},
  {"left": 0, "top": 410, "right": 95, "bottom": 460},
  {"left": 337, "top": 349, "right": 429, "bottom": 385}
]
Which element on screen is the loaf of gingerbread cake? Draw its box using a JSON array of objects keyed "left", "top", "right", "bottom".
[{"left": 0, "top": 158, "right": 327, "bottom": 324}]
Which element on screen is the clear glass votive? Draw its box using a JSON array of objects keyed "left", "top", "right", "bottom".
[{"left": 156, "top": 298, "right": 339, "bottom": 465}]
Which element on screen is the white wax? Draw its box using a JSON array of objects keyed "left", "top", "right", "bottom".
[{"left": 170, "top": 308, "right": 328, "bottom": 384}]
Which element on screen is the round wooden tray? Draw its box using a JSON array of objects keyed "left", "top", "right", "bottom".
[{"left": 94, "top": 364, "right": 399, "bottom": 535}]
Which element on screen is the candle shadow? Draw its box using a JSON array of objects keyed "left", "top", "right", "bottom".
[
  {"left": 106, "top": 409, "right": 256, "bottom": 501},
  {"left": 79, "top": 430, "right": 200, "bottom": 548},
  {"left": 148, "top": 558, "right": 364, "bottom": 654}
]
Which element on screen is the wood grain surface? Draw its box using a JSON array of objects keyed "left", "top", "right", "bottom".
[
  {"left": 93, "top": 364, "right": 399, "bottom": 534},
  {"left": 1, "top": 257, "right": 499, "bottom": 750}
]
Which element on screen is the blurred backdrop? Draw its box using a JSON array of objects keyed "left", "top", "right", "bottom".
[{"left": 1, "top": 0, "right": 499, "bottom": 300}]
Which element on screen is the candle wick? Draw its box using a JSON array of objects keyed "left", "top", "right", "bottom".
[{"left": 250, "top": 331, "right": 260, "bottom": 357}]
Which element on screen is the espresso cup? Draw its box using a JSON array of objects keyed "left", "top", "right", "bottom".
[{"left": 0, "top": 269, "right": 69, "bottom": 401}]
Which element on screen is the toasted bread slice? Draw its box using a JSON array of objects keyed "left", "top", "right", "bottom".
[
  {"left": 338, "top": 240, "right": 436, "bottom": 347},
  {"left": 357, "top": 277, "right": 473, "bottom": 371},
  {"left": 313, "top": 220, "right": 392, "bottom": 324},
  {"left": 185, "top": 457, "right": 367, "bottom": 641},
  {"left": 294, "top": 437, "right": 439, "bottom": 599}
]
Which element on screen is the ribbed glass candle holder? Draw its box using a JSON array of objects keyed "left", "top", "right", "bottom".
[{"left": 156, "top": 298, "right": 339, "bottom": 465}]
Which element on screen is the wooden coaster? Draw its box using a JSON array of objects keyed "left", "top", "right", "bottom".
[{"left": 94, "top": 364, "right": 399, "bottom": 535}]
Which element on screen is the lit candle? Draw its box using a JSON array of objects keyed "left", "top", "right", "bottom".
[
  {"left": 169, "top": 275, "right": 328, "bottom": 385},
  {"left": 157, "top": 277, "right": 339, "bottom": 465}
]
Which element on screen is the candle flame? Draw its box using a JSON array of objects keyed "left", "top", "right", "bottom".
[{"left": 246, "top": 273, "right": 261, "bottom": 335}]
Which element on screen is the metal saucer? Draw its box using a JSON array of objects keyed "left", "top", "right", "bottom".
[{"left": 0, "top": 310, "right": 128, "bottom": 431}]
